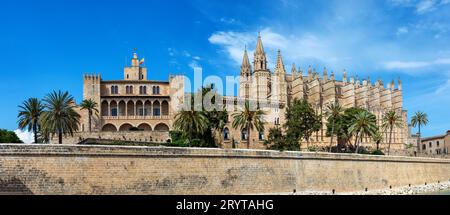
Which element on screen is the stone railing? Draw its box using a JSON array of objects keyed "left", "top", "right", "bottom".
[{"left": 101, "top": 115, "right": 171, "bottom": 120}]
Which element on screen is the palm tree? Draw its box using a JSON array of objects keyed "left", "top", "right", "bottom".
[
  {"left": 411, "top": 111, "right": 428, "bottom": 153},
  {"left": 382, "top": 110, "right": 404, "bottom": 155},
  {"left": 325, "top": 101, "right": 343, "bottom": 152},
  {"left": 40, "top": 90, "right": 81, "bottom": 144},
  {"left": 372, "top": 130, "right": 383, "bottom": 151},
  {"left": 173, "top": 110, "right": 208, "bottom": 146},
  {"left": 349, "top": 111, "right": 378, "bottom": 153},
  {"left": 17, "top": 98, "right": 44, "bottom": 143},
  {"left": 232, "top": 101, "right": 265, "bottom": 149},
  {"left": 79, "top": 99, "right": 99, "bottom": 133}
]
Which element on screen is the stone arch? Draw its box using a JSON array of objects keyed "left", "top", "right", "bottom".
[
  {"left": 144, "top": 100, "right": 151, "bottom": 116},
  {"left": 118, "top": 100, "right": 126, "bottom": 116},
  {"left": 101, "top": 101, "right": 108, "bottom": 116},
  {"left": 161, "top": 100, "right": 169, "bottom": 116},
  {"left": 119, "top": 123, "right": 133, "bottom": 132},
  {"left": 153, "top": 101, "right": 161, "bottom": 116},
  {"left": 223, "top": 127, "right": 230, "bottom": 140},
  {"left": 102, "top": 124, "right": 117, "bottom": 132},
  {"left": 127, "top": 101, "right": 134, "bottom": 116},
  {"left": 137, "top": 123, "right": 152, "bottom": 131},
  {"left": 136, "top": 100, "right": 144, "bottom": 116},
  {"left": 154, "top": 123, "right": 169, "bottom": 131},
  {"left": 110, "top": 101, "right": 118, "bottom": 116}
]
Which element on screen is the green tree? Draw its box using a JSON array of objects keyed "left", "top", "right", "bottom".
[
  {"left": 348, "top": 111, "right": 378, "bottom": 153},
  {"left": 284, "top": 99, "right": 322, "bottom": 149},
  {"left": 201, "top": 85, "right": 228, "bottom": 147},
  {"left": 411, "top": 111, "right": 428, "bottom": 153},
  {"left": 17, "top": 98, "right": 44, "bottom": 143},
  {"left": 382, "top": 110, "right": 404, "bottom": 155},
  {"left": 79, "top": 99, "right": 99, "bottom": 133},
  {"left": 325, "top": 101, "right": 344, "bottom": 152},
  {"left": 232, "top": 101, "right": 265, "bottom": 149},
  {"left": 40, "top": 90, "right": 81, "bottom": 144},
  {"left": 0, "top": 129, "right": 23, "bottom": 143},
  {"left": 173, "top": 109, "right": 208, "bottom": 146},
  {"left": 372, "top": 130, "right": 383, "bottom": 151}
]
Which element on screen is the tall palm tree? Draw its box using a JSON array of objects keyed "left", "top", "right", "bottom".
[
  {"left": 372, "top": 130, "right": 383, "bottom": 151},
  {"left": 382, "top": 110, "right": 404, "bottom": 155},
  {"left": 325, "top": 101, "right": 343, "bottom": 152},
  {"left": 17, "top": 98, "right": 44, "bottom": 143},
  {"left": 79, "top": 99, "right": 99, "bottom": 133},
  {"left": 411, "top": 111, "right": 428, "bottom": 153},
  {"left": 173, "top": 110, "right": 208, "bottom": 146},
  {"left": 40, "top": 90, "right": 81, "bottom": 144},
  {"left": 349, "top": 111, "right": 378, "bottom": 153},
  {"left": 232, "top": 101, "right": 265, "bottom": 149}
]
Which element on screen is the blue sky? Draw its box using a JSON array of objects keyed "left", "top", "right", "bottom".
[{"left": 1, "top": 0, "right": 450, "bottom": 140}]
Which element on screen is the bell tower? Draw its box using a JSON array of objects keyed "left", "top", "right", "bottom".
[
  {"left": 124, "top": 49, "right": 147, "bottom": 80},
  {"left": 252, "top": 33, "right": 271, "bottom": 101}
]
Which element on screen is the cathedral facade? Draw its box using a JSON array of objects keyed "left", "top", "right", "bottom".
[{"left": 220, "top": 34, "right": 408, "bottom": 151}]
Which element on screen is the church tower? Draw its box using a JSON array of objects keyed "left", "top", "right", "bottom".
[
  {"left": 252, "top": 33, "right": 271, "bottom": 101},
  {"left": 272, "top": 49, "right": 287, "bottom": 103},
  {"left": 238, "top": 47, "right": 252, "bottom": 99},
  {"left": 124, "top": 50, "right": 147, "bottom": 81}
]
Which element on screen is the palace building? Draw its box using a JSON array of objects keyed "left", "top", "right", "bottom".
[{"left": 68, "top": 34, "right": 409, "bottom": 152}]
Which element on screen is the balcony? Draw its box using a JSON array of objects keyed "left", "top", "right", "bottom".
[{"left": 102, "top": 115, "right": 171, "bottom": 120}]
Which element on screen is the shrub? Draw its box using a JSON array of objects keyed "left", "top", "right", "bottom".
[{"left": 371, "top": 149, "right": 385, "bottom": 155}]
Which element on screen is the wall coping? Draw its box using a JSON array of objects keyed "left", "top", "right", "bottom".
[{"left": 0, "top": 144, "right": 449, "bottom": 164}]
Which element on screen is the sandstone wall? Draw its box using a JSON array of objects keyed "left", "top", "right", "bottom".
[{"left": 0, "top": 144, "right": 449, "bottom": 195}]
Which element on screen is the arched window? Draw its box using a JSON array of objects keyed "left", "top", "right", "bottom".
[
  {"left": 143, "top": 86, "right": 147, "bottom": 94},
  {"left": 241, "top": 128, "right": 248, "bottom": 140},
  {"left": 111, "top": 86, "right": 118, "bottom": 94},
  {"left": 223, "top": 128, "right": 230, "bottom": 140},
  {"left": 437, "top": 141, "right": 440, "bottom": 147},
  {"left": 130, "top": 86, "right": 133, "bottom": 94},
  {"left": 259, "top": 131, "right": 264, "bottom": 140}
]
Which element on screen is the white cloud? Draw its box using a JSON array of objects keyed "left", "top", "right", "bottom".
[
  {"left": 14, "top": 129, "right": 33, "bottom": 144},
  {"left": 209, "top": 28, "right": 340, "bottom": 70},
  {"left": 435, "top": 78, "right": 450, "bottom": 94},
  {"left": 189, "top": 60, "right": 201, "bottom": 70},
  {"left": 396, "top": 27, "right": 409, "bottom": 35},
  {"left": 416, "top": 0, "right": 437, "bottom": 14},
  {"left": 383, "top": 58, "right": 450, "bottom": 69}
]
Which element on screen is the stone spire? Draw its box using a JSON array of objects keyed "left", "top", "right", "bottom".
[
  {"left": 308, "top": 65, "right": 312, "bottom": 81},
  {"left": 255, "top": 32, "right": 265, "bottom": 55},
  {"left": 274, "top": 49, "right": 286, "bottom": 75},
  {"left": 253, "top": 32, "right": 268, "bottom": 71},
  {"left": 343, "top": 69, "right": 347, "bottom": 83},
  {"left": 240, "top": 47, "right": 251, "bottom": 76},
  {"left": 291, "top": 63, "right": 297, "bottom": 79},
  {"left": 298, "top": 67, "right": 303, "bottom": 80},
  {"left": 398, "top": 77, "right": 402, "bottom": 91},
  {"left": 323, "top": 67, "right": 328, "bottom": 81},
  {"left": 330, "top": 71, "right": 335, "bottom": 81}
]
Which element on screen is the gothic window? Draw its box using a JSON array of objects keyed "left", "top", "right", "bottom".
[
  {"left": 127, "top": 74, "right": 129, "bottom": 79},
  {"left": 429, "top": 142, "right": 432, "bottom": 147},
  {"left": 223, "top": 128, "right": 230, "bottom": 140},
  {"left": 139, "top": 86, "right": 147, "bottom": 95},
  {"left": 259, "top": 131, "right": 264, "bottom": 140},
  {"left": 422, "top": 144, "right": 426, "bottom": 150},
  {"left": 241, "top": 128, "right": 248, "bottom": 140},
  {"left": 153, "top": 86, "right": 160, "bottom": 95},
  {"left": 153, "top": 108, "right": 160, "bottom": 116},
  {"left": 437, "top": 141, "right": 440, "bottom": 147},
  {"left": 111, "top": 86, "right": 118, "bottom": 94},
  {"left": 111, "top": 108, "right": 118, "bottom": 116}
]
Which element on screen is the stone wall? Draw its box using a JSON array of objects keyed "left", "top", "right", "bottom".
[
  {"left": 52, "top": 131, "right": 170, "bottom": 144},
  {"left": 0, "top": 144, "right": 449, "bottom": 195}
]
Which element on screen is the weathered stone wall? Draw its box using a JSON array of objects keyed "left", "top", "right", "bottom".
[
  {"left": 52, "top": 131, "right": 170, "bottom": 144},
  {"left": 0, "top": 144, "right": 449, "bottom": 195}
]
